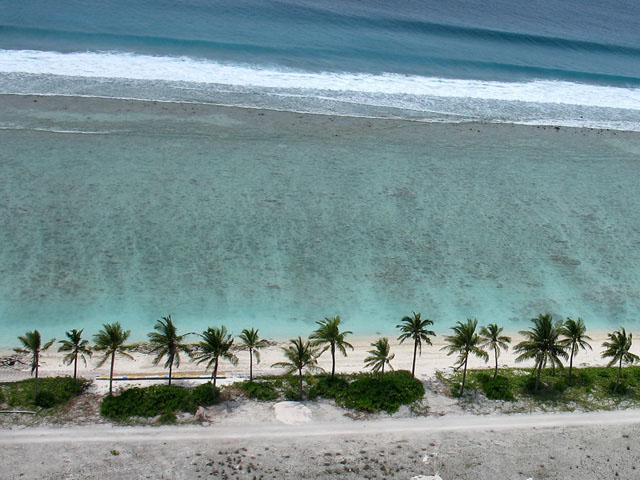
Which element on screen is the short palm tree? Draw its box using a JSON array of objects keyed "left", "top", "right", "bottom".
[
  {"left": 396, "top": 312, "right": 436, "bottom": 377},
  {"left": 14, "top": 330, "right": 55, "bottom": 399},
  {"left": 479, "top": 323, "right": 511, "bottom": 379},
  {"left": 58, "top": 328, "right": 92, "bottom": 380},
  {"left": 93, "top": 322, "right": 134, "bottom": 396},
  {"left": 238, "top": 328, "right": 270, "bottom": 381},
  {"left": 192, "top": 326, "right": 238, "bottom": 388},
  {"left": 148, "top": 315, "right": 192, "bottom": 386},
  {"left": 602, "top": 328, "right": 639, "bottom": 393},
  {"left": 559, "top": 317, "right": 592, "bottom": 377},
  {"left": 441, "top": 318, "right": 488, "bottom": 395},
  {"left": 310, "top": 316, "right": 353, "bottom": 379},
  {"left": 272, "top": 337, "right": 323, "bottom": 398},
  {"left": 514, "top": 314, "right": 567, "bottom": 392},
  {"left": 364, "top": 337, "right": 395, "bottom": 378}
]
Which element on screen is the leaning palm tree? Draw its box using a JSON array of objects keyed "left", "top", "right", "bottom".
[
  {"left": 272, "top": 337, "right": 323, "bottom": 398},
  {"left": 58, "top": 328, "right": 92, "bottom": 380},
  {"left": 148, "top": 315, "right": 192, "bottom": 386},
  {"left": 396, "top": 312, "right": 436, "bottom": 377},
  {"left": 559, "top": 317, "right": 592, "bottom": 377},
  {"left": 479, "top": 323, "right": 511, "bottom": 379},
  {"left": 192, "top": 326, "right": 238, "bottom": 389},
  {"left": 364, "top": 337, "right": 395, "bottom": 378},
  {"left": 93, "top": 322, "right": 133, "bottom": 396},
  {"left": 514, "top": 314, "right": 567, "bottom": 392},
  {"left": 602, "top": 328, "right": 639, "bottom": 393},
  {"left": 14, "top": 330, "right": 55, "bottom": 399},
  {"left": 310, "top": 316, "right": 353, "bottom": 379},
  {"left": 441, "top": 318, "right": 488, "bottom": 395},
  {"left": 238, "top": 328, "right": 270, "bottom": 381}
]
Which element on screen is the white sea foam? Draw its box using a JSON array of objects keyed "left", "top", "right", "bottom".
[{"left": 1, "top": 49, "right": 639, "bottom": 109}]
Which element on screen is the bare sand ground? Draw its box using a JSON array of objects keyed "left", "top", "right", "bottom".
[{"left": 1, "top": 411, "right": 639, "bottom": 479}]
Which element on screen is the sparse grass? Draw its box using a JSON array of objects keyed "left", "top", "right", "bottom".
[
  {"left": 439, "top": 366, "right": 640, "bottom": 410},
  {"left": 0, "top": 377, "right": 91, "bottom": 411}
]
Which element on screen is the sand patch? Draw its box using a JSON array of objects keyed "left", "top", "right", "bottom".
[{"left": 274, "top": 401, "right": 312, "bottom": 424}]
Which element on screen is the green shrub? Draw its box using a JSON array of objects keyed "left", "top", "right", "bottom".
[
  {"left": 240, "top": 381, "right": 279, "bottom": 401},
  {"left": 35, "top": 390, "right": 57, "bottom": 408},
  {"left": 477, "top": 374, "right": 514, "bottom": 401},
  {"left": 0, "top": 388, "right": 5, "bottom": 404},
  {"left": 158, "top": 411, "right": 177, "bottom": 424},
  {"left": 191, "top": 382, "right": 221, "bottom": 406},
  {"left": 308, "top": 376, "right": 349, "bottom": 400},
  {"left": 101, "top": 385, "right": 195, "bottom": 420},
  {"left": 284, "top": 389, "right": 302, "bottom": 401},
  {"left": 339, "top": 371, "right": 424, "bottom": 413}
]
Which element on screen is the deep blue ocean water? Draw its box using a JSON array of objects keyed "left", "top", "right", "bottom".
[{"left": 1, "top": 0, "right": 640, "bottom": 129}]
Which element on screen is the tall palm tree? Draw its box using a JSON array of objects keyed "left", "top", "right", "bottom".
[
  {"left": 58, "top": 328, "right": 92, "bottom": 380},
  {"left": 396, "top": 312, "right": 436, "bottom": 377},
  {"left": 602, "top": 328, "right": 639, "bottom": 393},
  {"left": 364, "top": 337, "right": 395, "bottom": 378},
  {"left": 514, "top": 314, "right": 567, "bottom": 392},
  {"left": 192, "top": 326, "right": 238, "bottom": 389},
  {"left": 441, "top": 318, "right": 488, "bottom": 395},
  {"left": 559, "top": 317, "right": 592, "bottom": 377},
  {"left": 148, "top": 315, "right": 192, "bottom": 386},
  {"left": 14, "top": 330, "right": 55, "bottom": 399},
  {"left": 93, "top": 322, "right": 133, "bottom": 396},
  {"left": 272, "top": 337, "right": 323, "bottom": 398},
  {"left": 238, "top": 328, "right": 270, "bottom": 382},
  {"left": 310, "top": 316, "right": 353, "bottom": 379},
  {"left": 479, "top": 323, "right": 511, "bottom": 379}
]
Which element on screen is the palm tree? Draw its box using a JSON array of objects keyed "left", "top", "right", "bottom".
[
  {"left": 310, "top": 316, "right": 353, "bottom": 379},
  {"left": 148, "top": 315, "right": 192, "bottom": 386},
  {"left": 272, "top": 337, "right": 323, "bottom": 398},
  {"left": 601, "top": 328, "right": 639, "bottom": 393},
  {"left": 396, "top": 312, "right": 436, "bottom": 377},
  {"left": 441, "top": 318, "right": 488, "bottom": 395},
  {"left": 559, "top": 317, "right": 592, "bottom": 377},
  {"left": 192, "top": 326, "right": 238, "bottom": 389},
  {"left": 364, "top": 338, "right": 395, "bottom": 378},
  {"left": 479, "top": 323, "right": 511, "bottom": 379},
  {"left": 14, "top": 330, "right": 55, "bottom": 399},
  {"left": 58, "top": 328, "right": 92, "bottom": 380},
  {"left": 514, "top": 314, "right": 568, "bottom": 392},
  {"left": 93, "top": 322, "right": 133, "bottom": 396},
  {"left": 238, "top": 328, "right": 270, "bottom": 382}
]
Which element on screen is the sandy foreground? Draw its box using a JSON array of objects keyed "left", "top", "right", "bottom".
[{"left": 3, "top": 332, "right": 640, "bottom": 479}]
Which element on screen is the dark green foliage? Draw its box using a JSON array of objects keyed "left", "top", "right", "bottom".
[
  {"left": 100, "top": 384, "right": 221, "bottom": 420},
  {"left": 191, "top": 382, "right": 221, "bottom": 406},
  {"left": 0, "top": 376, "right": 89, "bottom": 409},
  {"left": 158, "top": 411, "right": 177, "bottom": 424},
  {"left": 239, "top": 381, "right": 280, "bottom": 401},
  {"left": 0, "top": 388, "right": 4, "bottom": 403},
  {"left": 339, "top": 371, "right": 424, "bottom": 413},
  {"left": 308, "top": 376, "right": 349, "bottom": 400},
  {"left": 284, "top": 389, "right": 302, "bottom": 401},
  {"left": 474, "top": 373, "right": 515, "bottom": 400}
]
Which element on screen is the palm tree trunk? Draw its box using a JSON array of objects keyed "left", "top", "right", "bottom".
[
  {"left": 213, "top": 358, "right": 219, "bottom": 388},
  {"left": 460, "top": 354, "right": 468, "bottom": 396},
  {"left": 615, "top": 357, "right": 622, "bottom": 393},
  {"left": 569, "top": 343, "right": 575, "bottom": 377},
  {"left": 298, "top": 368, "right": 303, "bottom": 399},
  {"left": 109, "top": 351, "right": 115, "bottom": 396},
  {"left": 412, "top": 340, "right": 418, "bottom": 378},
  {"left": 34, "top": 351, "right": 39, "bottom": 400},
  {"left": 535, "top": 361, "right": 542, "bottom": 392},
  {"left": 493, "top": 345, "right": 498, "bottom": 379},
  {"left": 73, "top": 351, "right": 78, "bottom": 380},
  {"left": 331, "top": 343, "right": 336, "bottom": 379},
  {"left": 249, "top": 348, "right": 253, "bottom": 382},
  {"left": 381, "top": 362, "right": 385, "bottom": 379},
  {"left": 168, "top": 361, "right": 173, "bottom": 386}
]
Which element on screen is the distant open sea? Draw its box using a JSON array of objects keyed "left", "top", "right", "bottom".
[{"left": 1, "top": 0, "right": 640, "bottom": 345}]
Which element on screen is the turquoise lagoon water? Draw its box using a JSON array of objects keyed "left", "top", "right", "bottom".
[{"left": 0, "top": 99, "right": 639, "bottom": 345}]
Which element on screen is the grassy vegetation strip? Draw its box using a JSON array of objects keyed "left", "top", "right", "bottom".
[
  {"left": 0, "top": 377, "right": 90, "bottom": 410},
  {"left": 439, "top": 366, "right": 640, "bottom": 410},
  {"left": 100, "top": 383, "right": 220, "bottom": 422}
]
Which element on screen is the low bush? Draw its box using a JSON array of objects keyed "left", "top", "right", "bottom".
[
  {"left": 0, "top": 376, "right": 90, "bottom": 409},
  {"left": 100, "top": 383, "right": 221, "bottom": 420},
  {"left": 239, "top": 381, "right": 279, "bottom": 401},
  {"left": 339, "top": 371, "right": 424, "bottom": 413},
  {"left": 477, "top": 374, "right": 514, "bottom": 401},
  {"left": 308, "top": 376, "right": 349, "bottom": 400},
  {"left": 35, "top": 390, "right": 57, "bottom": 408}
]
